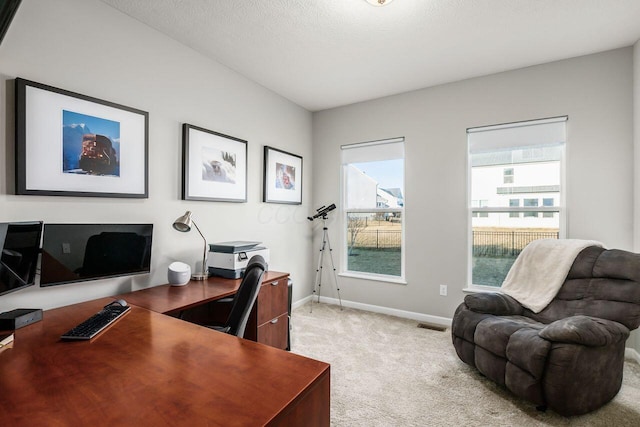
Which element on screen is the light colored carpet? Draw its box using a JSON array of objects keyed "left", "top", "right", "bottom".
[{"left": 290, "top": 302, "right": 640, "bottom": 427}]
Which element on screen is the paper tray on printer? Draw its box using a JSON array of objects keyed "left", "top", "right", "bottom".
[{"left": 208, "top": 241, "right": 261, "bottom": 253}]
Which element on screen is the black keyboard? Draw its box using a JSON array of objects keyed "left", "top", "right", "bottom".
[{"left": 61, "top": 301, "right": 130, "bottom": 340}]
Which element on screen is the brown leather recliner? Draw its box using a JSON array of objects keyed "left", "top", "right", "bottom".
[{"left": 451, "top": 246, "right": 640, "bottom": 416}]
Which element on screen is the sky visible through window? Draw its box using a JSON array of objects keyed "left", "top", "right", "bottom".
[{"left": 352, "top": 159, "right": 404, "bottom": 193}]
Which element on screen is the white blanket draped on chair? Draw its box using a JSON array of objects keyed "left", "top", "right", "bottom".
[{"left": 501, "top": 239, "right": 603, "bottom": 313}]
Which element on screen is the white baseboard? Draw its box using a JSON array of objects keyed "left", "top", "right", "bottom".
[
  {"left": 292, "top": 295, "right": 313, "bottom": 310},
  {"left": 293, "top": 295, "right": 452, "bottom": 327},
  {"left": 626, "top": 347, "right": 640, "bottom": 364},
  {"left": 294, "top": 296, "right": 640, "bottom": 360}
]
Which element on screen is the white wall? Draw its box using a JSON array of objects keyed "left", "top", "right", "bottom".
[
  {"left": 471, "top": 162, "right": 560, "bottom": 229},
  {"left": 0, "top": 0, "right": 314, "bottom": 311},
  {"left": 313, "top": 48, "right": 634, "bottom": 320},
  {"left": 346, "top": 164, "right": 378, "bottom": 208}
]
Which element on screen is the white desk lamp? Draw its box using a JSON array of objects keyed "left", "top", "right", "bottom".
[{"left": 173, "top": 211, "right": 209, "bottom": 280}]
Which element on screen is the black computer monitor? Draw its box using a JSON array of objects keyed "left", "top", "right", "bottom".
[
  {"left": 40, "top": 224, "right": 153, "bottom": 287},
  {"left": 0, "top": 221, "right": 43, "bottom": 296}
]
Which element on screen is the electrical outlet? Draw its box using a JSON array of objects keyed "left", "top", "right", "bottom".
[
  {"left": 439, "top": 284, "right": 448, "bottom": 296},
  {"left": 62, "top": 243, "right": 71, "bottom": 254}
]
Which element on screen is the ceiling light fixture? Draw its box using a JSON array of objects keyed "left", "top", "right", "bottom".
[{"left": 365, "top": 0, "right": 395, "bottom": 6}]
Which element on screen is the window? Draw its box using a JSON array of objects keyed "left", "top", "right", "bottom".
[
  {"left": 523, "top": 198, "right": 538, "bottom": 218},
  {"left": 471, "top": 200, "right": 489, "bottom": 217},
  {"left": 543, "top": 198, "right": 555, "bottom": 218},
  {"left": 468, "top": 117, "right": 566, "bottom": 288},
  {"left": 341, "top": 138, "right": 405, "bottom": 281},
  {"left": 503, "top": 168, "right": 514, "bottom": 184},
  {"left": 509, "top": 199, "right": 520, "bottom": 218}
]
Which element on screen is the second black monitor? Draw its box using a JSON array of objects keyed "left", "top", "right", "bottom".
[{"left": 40, "top": 224, "right": 153, "bottom": 287}]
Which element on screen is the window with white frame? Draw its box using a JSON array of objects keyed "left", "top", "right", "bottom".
[
  {"left": 341, "top": 138, "right": 405, "bottom": 280},
  {"left": 523, "top": 198, "right": 539, "bottom": 217},
  {"left": 542, "top": 198, "right": 555, "bottom": 218},
  {"left": 503, "top": 168, "right": 514, "bottom": 184},
  {"left": 468, "top": 117, "right": 566, "bottom": 288},
  {"left": 471, "top": 200, "right": 489, "bottom": 217},
  {"left": 509, "top": 199, "right": 520, "bottom": 218}
]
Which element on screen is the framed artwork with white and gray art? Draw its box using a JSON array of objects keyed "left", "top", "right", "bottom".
[{"left": 182, "top": 123, "right": 247, "bottom": 202}]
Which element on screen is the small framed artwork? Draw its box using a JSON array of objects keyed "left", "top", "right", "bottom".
[
  {"left": 182, "top": 124, "right": 247, "bottom": 202},
  {"left": 15, "top": 78, "right": 149, "bottom": 198},
  {"left": 263, "top": 146, "right": 302, "bottom": 204}
]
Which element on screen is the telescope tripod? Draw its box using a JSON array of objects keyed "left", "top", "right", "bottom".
[{"left": 311, "top": 217, "right": 342, "bottom": 312}]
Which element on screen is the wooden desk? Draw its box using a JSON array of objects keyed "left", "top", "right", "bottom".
[
  {"left": 0, "top": 297, "right": 330, "bottom": 426},
  {"left": 119, "top": 271, "right": 290, "bottom": 350},
  {"left": 121, "top": 271, "right": 286, "bottom": 314}
]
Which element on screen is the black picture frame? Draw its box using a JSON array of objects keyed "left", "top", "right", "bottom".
[
  {"left": 182, "top": 123, "right": 248, "bottom": 202},
  {"left": 15, "top": 78, "right": 149, "bottom": 198},
  {"left": 263, "top": 146, "right": 303, "bottom": 204}
]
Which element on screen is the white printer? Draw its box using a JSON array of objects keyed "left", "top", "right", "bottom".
[{"left": 207, "top": 241, "right": 270, "bottom": 279}]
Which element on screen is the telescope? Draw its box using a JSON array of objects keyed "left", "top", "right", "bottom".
[{"left": 307, "top": 203, "right": 336, "bottom": 221}]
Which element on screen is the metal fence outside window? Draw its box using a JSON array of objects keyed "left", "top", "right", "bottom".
[
  {"left": 473, "top": 230, "right": 559, "bottom": 257},
  {"left": 346, "top": 229, "right": 558, "bottom": 254},
  {"left": 348, "top": 230, "right": 401, "bottom": 249}
]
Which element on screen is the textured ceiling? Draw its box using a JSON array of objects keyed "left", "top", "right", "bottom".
[{"left": 99, "top": 0, "right": 640, "bottom": 112}]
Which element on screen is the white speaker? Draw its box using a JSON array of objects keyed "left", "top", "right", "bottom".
[{"left": 168, "top": 262, "right": 191, "bottom": 286}]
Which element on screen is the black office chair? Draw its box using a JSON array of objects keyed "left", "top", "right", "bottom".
[{"left": 207, "top": 255, "right": 267, "bottom": 338}]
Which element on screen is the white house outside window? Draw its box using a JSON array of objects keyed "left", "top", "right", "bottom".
[
  {"left": 468, "top": 117, "right": 566, "bottom": 288},
  {"left": 341, "top": 138, "right": 405, "bottom": 282}
]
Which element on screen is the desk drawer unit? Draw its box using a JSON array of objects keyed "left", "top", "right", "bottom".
[
  {"left": 257, "top": 312, "right": 289, "bottom": 350},
  {"left": 256, "top": 276, "right": 289, "bottom": 349}
]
